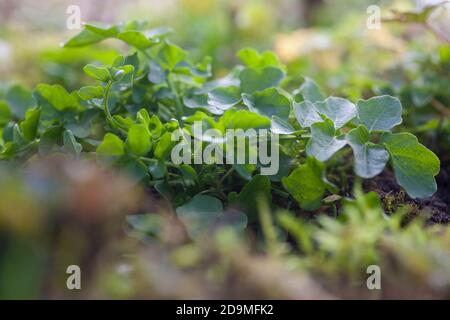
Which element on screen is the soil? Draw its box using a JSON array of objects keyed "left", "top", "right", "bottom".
[{"left": 364, "top": 159, "right": 450, "bottom": 225}]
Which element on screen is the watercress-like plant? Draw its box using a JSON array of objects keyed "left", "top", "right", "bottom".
[{"left": 0, "top": 21, "right": 440, "bottom": 235}]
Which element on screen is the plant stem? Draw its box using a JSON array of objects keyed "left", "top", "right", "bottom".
[
  {"left": 139, "top": 48, "right": 183, "bottom": 122},
  {"left": 167, "top": 75, "right": 184, "bottom": 122},
  {"left": 219, "top": 166, "right": 235, "bottom": 184},
  {"left": 279, "top": 134, "right": 309, "bottom": 141},
  {"left": 103, "top": 81, "right": 127, "bottom": 135}
]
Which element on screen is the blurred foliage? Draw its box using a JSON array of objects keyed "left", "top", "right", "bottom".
[{"left": 1, "top": 161, "right": 449, "bottom": 299}]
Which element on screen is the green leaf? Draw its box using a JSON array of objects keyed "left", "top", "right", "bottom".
[
  {"left": 176, "top": 195, "right": 223, "bottom": 239},
  {"left": 282, "top": 157, "right": 327, "bottom": 211},
  {"left": 179, "top": 164, "right": 198, "bottom": 188},
  {"left": 230, "top": 175, "right": 271, "bottom": 219},
  {"left": 239, "top": 67, "right": 285, "bottom": 94},
  {"left": 183, "top": 92, "right": 213, "bottom": 112},
  {"left": 121, "top": 158, "right": 149, "bottom": 182},
  {"left": 64, "top": 23, "right": 119, "bottom": 47},
  {"left": 296, "top": 77, "right": 325, "bottom": 103},
  {"left": 237, "top": 48, "right": 261, "bottom": 67},
  {"left": 117, "top": 31, "right": 159, "bottom": 49},
  {"left": 271, "top": 115, "right": 295, "bottom": 134},
  {"left": 237, "top": 48, "right": 284, "bottom": 69},
  {"left": 136, "top": 108, "right": 151, "bottom": 127},
  {"left": 111, "top": 65, "right": 134, "bottom": 81},
  {"left": 175, "top": 60, "right": 211, "bottom": 78},
  {"left": 113, "top": 115, "right": 134, "bottom": 130},
  {"left": 233, "top": 163, "right": 256, "bottom": 180},
  {"left": 356, "top": 95, "right": 402, "bottom": 132},
  {"left": 78, "top": 86, "right": 104, "bottom": 100},
  {"left": 148, "top": 61, "right": 167, "bottom": 84},
  {"left": 158, "top": 42, "right": 187, "bottom": 70},
  {"left": 62, "top": 129, "right": 82, "bottom": 156},
  {"left": 148, "top": 159, "right": 167, "bottom": 179},
  {"left": 63, "top": 29, "right": 107, "bottom": 48},
  {"left": 293, "top": 100, "right": 322, "bottom": 128},
  {"left": 306, "top": 119, "right": 347, "bottom": 161},
  {"left": 219, "top": 109, "right": 271, "bottom": 130},
  {"left": 83, "top": 64, "right": 110, "bottom": 82},
  {"left": 97, "top": 133, "right": 125, "bottom": 157},
  {"left": 127, "top": 124, "right": 151, "bottom": 156},
  {"left": 0, "top": 100, "right": 12, "bottom": 125},
  {"left": 346, "top": 126, "right": 389, "bottom": 178},
  {"left": 19, "top": 107, "right": 41, "bottom": 141},
  {"left": 207, "top": 86, "right": 241, "bottom": 111},
  {"left": 12, "top": 123, "right": 26, "bottom": 145},
  {"left": 314, "top": 97, "right": 356, "bottom": 129},
  {"left": 382, "top": 132, "right": 440, "bottom": 198},
  {"left": 34, "top": 84, "right": 80, "bottom": 111},
  {"left": 154, "top": 132, "right": 174, "bottom": 159},
  {"left": 39, "top": 126, "right": 63, "bottom": 155},
  {"left": 6, "top": 84, "right": 35, "bottom": 119},
  {"left": 85, "top": 23, "right": 120, "bottom": 37},
  {"left": 242, "top": 87, "right": 290, "bottom": 120}
]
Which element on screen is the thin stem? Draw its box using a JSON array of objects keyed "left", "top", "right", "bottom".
[
  {"left": 431, "top": 99, "right": 450, "bottom": 117},
  {"left": 279, "top": 134, "right": 309, "bottom": 141},
  {"left": 139, "top": 48, "right": 184, "bottom": 122},
  {"left": 219, "top": 166, "right": 235, "bottom": 184},
  {"left": 140, "top": 157, "right": 178, "bottom": 168},
  {"left": 167, "top": 75, "right": 184, "bottom": 122},
  {"left": 103, "top": 81, "right": 114, "bottom": 123},
  {"left": 103, "top": 81, "right": 127, "bottom": 135}
]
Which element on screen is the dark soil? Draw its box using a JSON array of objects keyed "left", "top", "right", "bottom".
[{"left": 364, "top": 159, "right": 450, "bottom": 225}]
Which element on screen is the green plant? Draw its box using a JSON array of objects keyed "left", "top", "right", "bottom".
[{"left": 0, "top": 21, "right": 441, "bottom": 233}]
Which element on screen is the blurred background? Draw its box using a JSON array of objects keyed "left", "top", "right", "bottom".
[
  {"left": 0, "top": 0, "right": 447, "bottom": 90},
  {"left": 0, "top": 0, "right": 449, "bottom": 299}
]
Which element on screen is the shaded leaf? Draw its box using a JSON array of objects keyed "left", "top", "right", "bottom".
[
  {"left": 282, "top": 157, "right": 327, "bottom": 211},
  {"left": 19, "top": 107, "right": 41, "bottom": 141},
  {"left": 306, "top": 119, "right": 347, "bottom": 161},
  {"left": 382, "top": 132, "right": 440, "bottom": 198},
  {"left": 230, "top": 175, "right": 271, "bottom": 219},
  {"left": 62, "top": 129, "right": 82, "bottom": 156},
  {"left": 158, "top": 42, "right": 187, "bottom": 70},
  {"left": 315, "top": 97, "right": 356, "bottom": 129},
  {"left": 176, "top": 195, "right": 223, "bottom": 239},
  {"left": 293, "top": 100, "right": 322, "bottom": 128},
  {"left": 148, "top": 159, "right": 167, "bottom": 179},
  {"left": 207, "top": 86, "right": 241, "bottom": 110},
  {"left": 242, "top": 87, "right": 290, "bottom": 120},
  {"left": 239, "top": 67, "right": 285, "bottom": 94},
  {"left": 271, "top": 115, "right": 295, "bottom": 134},
  {"left": 346, "top": 125, "right": 389, "bottom": 178},
  {"left": 6, "top": 85, "right": 36, "bottom": 119},
  {"left": 356, "top": 95, "right": 402, "bottom": 132},
  {"left": 296, "top": 77, "right": 325, "bottom": 103}
]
